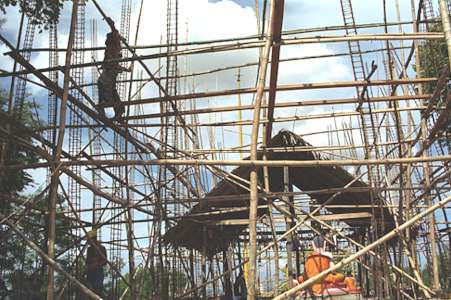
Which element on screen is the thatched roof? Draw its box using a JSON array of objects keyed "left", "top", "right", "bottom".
[{"left": 163, "top": 129, "right": 394, "bottom": 255}]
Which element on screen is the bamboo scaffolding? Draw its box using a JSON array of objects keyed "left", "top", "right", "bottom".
[{"left": 1, "top": 1, "right": 450, "bottom": 298}]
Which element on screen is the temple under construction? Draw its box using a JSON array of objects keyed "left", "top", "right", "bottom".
[{"left": 0, "top": 0, "right": 450, "bottom": 299}]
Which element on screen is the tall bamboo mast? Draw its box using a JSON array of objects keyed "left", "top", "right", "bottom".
[
  {"left": 46, "top": 1, "right": 79, "bottom": 298},
  {"left": 247, "top": 0, "right": 277, "bottom": 297}
]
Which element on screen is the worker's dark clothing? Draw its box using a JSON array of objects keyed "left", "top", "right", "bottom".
[
  {"left": 313, "top": 235, "right": 325, "bottom": 249},
  {"left": 104, "top": 29, "right": 122, "bottom": 60},
  {"left": 86, "top": 242, "right": 107, "bottom": 296},
  {"left": 97, "top": 61, "right": 128, "bottom": 118},
  {"left": 233, "top": 273, "right": 246, "bottom": 299}
]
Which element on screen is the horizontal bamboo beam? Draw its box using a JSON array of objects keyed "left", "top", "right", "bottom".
[
  {"left": 123, "top": 105, "right": 438, "bottom": 127},
  {"left": 6, "top": 154, "right": 450, "bottom": 170},
  {"left": 122, "top": 94, "right": 430, "bottom": 120},
  {"left": 106, "top": 77, "right": 436, "bottom": 108},
  {"left": 209, "top": 212, "right": 372, "bottom": 225},
  {"left": 0, "top": 33, "right": 442, "bottom": 78},
  {"left": 11, "top": 20, "right": 428, "bottom": 53}
]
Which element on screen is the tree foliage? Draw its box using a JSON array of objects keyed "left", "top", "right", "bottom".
[
  {"left": 0, "top": 89, "right": 72, "bottom": 299},
  {"left": 113, "top": 264, "right": 188, "bottom": 300},
  {"left": 417, "top": 22, "right": 451, "bottom": 149},
  {"left": 421, "top": 244, "right": 451, "bottom": 293},
  {"left": 0, "top": 0, "right": 68, "bottom": 30},
  {"left": 417, "top": 23, "right": 449, "bottom": 94}
]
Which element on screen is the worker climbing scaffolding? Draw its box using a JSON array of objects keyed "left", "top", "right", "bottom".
[
  {"left": 96, "top": 17, "right": 133, "bottom": 120},
  {"left": 104, "top": 18, "right": 122, "bottom": 60}
]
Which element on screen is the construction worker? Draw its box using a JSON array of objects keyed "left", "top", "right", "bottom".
[
  {"left": 96, "top": 17, "right": 133, "bottom": 120},
  {"left": 86, "top": 230, "right": 107, "bottom": 296},
  {"left": 104, "top": 17, "right": 122, "bottom": 60},
  {"left": 233, "top": 269, "right": 246, "bottom": 300},
  {"left": 97, "top": 59, "right": 132, "bottom": 119}
]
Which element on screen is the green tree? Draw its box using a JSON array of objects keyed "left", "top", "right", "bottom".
[
  {"left": 113, "top": 264, "right": 188, "bottom": 300},
  {"left": 0, "top": 0, "right": 68, "bottom": 30},
  {"left": 0, "top": 89, "right": 72, "bottom": 299},
  {"left": 420, "top": 244, "right": 450, "bottom": 293},
  {"left": 417, "top": 22, "right": 451, "bottom": 149}
]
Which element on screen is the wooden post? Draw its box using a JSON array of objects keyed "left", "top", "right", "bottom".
[{"left": 47, "top": 1, "right": 79, "bottom": 299}]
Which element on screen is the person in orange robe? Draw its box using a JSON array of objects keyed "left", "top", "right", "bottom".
[
  {"left": 304, "top": 251, "right": 336, "bottom": 295},
  {"left": 344, "top": 272, "right": 360, "bottom": 293}
]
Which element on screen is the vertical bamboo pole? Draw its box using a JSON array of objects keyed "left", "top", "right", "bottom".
[
  {"left": 237, "top": 69, "right": 244, "bottom": 159},
  {"left": 202, "top": 226, "right": 207, "bottom": 298},
  {"left": 256, "top": 0, "right": 280, "bottom": 294},
  {"left": 439, "top": 0, "right": 451, "bottom": 67},
  {"left": 247, "top": 0, "right": 276, "bottom": 298},
  {"left": 410, "top": 1, "right": 432, "bottom": 297},
  {"left": 47, "top": 1, "right": 79, "bottom": 299},
  {"left": 283, "top": 166, "right": 293, "bottom": 291}
]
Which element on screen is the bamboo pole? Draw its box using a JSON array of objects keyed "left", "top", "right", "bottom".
[
  {"left": 247, "top": 0, "right": 276, "bottom": 297},
  {"left": 435, "top": 3, "right": 451, "bottom": 290},
  {"left": 7, "top": 154, "right": 451, "bottom": 170},
  {"left": 439, "top": 0, "right": 451, "bottom": 67},
  {"left": 9, "top": 19, "right": 433, "bottom": 54},
  {"left": 109, "top": 77, "right": 436, "bottom": 107},
  {"left": 273, "top": 195, "right": 451, "bottom": 299},
  {"left": 122, "top": 94, "right": 430, "bottom": 121},
  {"left": 0, "top": 32, "right": 444, "bottom": 79},
  {"left": 46, "top": 1, "right": 78, "bottom": 298},
  {"left": 122, "top": 105, "right": 443, "bottom": 127}
]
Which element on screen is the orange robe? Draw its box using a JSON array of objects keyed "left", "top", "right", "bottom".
[
  {"left": 345, "top": 276, "right": 358, "bottom": 291},
  {"left": 304, "top": 252, "right": 335, "bottom": 295}
]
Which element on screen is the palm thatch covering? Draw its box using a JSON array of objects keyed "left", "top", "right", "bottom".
[{"left": 163, "top": 129, "right": 394, "bottom": 255}]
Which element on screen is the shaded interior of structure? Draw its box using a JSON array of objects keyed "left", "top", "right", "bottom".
[{"left": 164, "top": 129, "right": 395, "bottom": 255}]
